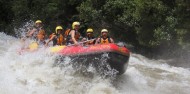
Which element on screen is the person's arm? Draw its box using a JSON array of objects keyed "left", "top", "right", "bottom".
[
  {"left": 110, "top": 38, "right": 114, "bottom": 43},
  {"left": 95, "top": 38, "right": 100, "bottom": 44},
  {"left": 92, "top": 39, "right": 96, "bottom": 44},
  {"left": 27, "top": 29, "right": 36, "bottom": 37},
  {"left": 45, "top": 35, "right": 56, "bottom": 46},
  {"left": 81, "top": 38, "right": 87, "bottom": 42},
  {"left": 71, "top": 30, "right": 78, "bottom": 44}
]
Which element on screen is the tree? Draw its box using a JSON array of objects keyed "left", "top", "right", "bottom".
[
  {"left": 78, "top": 0, "right": 190, "bottom": 50},
  {"left": 0, "top": 0, "right": 190, "bottom": 53},
  {"left": 0, "top": 0, "right": 14, "bottom": 34}
]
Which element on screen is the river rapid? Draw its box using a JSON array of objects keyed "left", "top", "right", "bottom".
[{"left": 0, "top": 32, "right": 190, "bottom": 94}]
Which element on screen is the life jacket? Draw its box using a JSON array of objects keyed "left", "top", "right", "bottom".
[
  {"left": 66, "top": 29, "right": 80, "bottom": 44},
  {"left": 85, "top": 36, "right": 95, "bottom": 45},
  {"left": 50, "top": 33, "right": 65, "bottom": 46},
  {"left": 64, "top": 29, "right": 71, "bottom": 37},
  {"left": 49, "top": 33, "right": 55, "bottom": 39},
  {"left": 37, "top": 29, "right": 45, "bottom": 40},
  {"left": 32, "top": 26, "right": 45, "bottom": 41},
  {"left": 99, "top": 36, "right": 111, "bottom": 44}
]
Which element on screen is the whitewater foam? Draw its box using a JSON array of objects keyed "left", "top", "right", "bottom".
[{"left": 0, "top": 33, "right": 190, "bottom": 94}]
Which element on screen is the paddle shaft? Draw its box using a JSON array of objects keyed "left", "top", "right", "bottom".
[{"left": 67, "top": 38, "right": 96, "bottom": 46}]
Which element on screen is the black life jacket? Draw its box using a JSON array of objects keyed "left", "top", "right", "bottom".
[
  {"left": 66, "top": 29, "right": 80, "bottom": 45},
  {"left": 52, "top": 34, "right": 65, "bottom": 46},
  {"left": 85, "top": 36, "right": 95, "bottom": 45}
]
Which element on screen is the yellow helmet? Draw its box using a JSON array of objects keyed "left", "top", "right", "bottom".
[
  {"left": 101, "top": 29, "right": 108, "bottom": 33},
  {"left": 72, "top": 21, "right": 80, "bottom": 29},
  {"left": 35, "top": 20, "right": 42, "bottom": 24},
  {"left": 55, "top": 26, "right": 63, "bottom": 33},
  {"left": 86, "top": 28, "right": 93, "bottom": 33}
]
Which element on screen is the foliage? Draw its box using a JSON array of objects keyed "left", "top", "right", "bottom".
[
  {"left": 0, "top": 0, "right": 190, "bottom": 52},
  {"left": 78, "top": 0, "right": 190, "bottom": 50}
]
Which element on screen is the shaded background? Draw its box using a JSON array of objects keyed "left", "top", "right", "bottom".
[{"left": 0, "top": 0, "right": 190, "bottom": 61}]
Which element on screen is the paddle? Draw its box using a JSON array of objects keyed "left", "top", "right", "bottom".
[
  {"left": 28, "top": 42, "right": 39, "bottom": 50},
  {"left": 67, "top": 38, "right": 96, "bottom": 46}
]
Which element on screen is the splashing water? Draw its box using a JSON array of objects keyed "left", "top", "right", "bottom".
[
  {"left": 0, "top": 32, "right": 190, "bottom": 94},
  {"left": 14, "top": 21, "right": 34, "bottom": 38},
  {"left": 0, "top": 32, "right": 119, "bottom": 94}
]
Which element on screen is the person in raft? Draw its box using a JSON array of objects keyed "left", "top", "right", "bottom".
[
  {"left": 27, "top": 20, "right": 46, "bottom": 45},
  {"left": 46, "top": 26, "right": 66, "bottom": 46},
  {"left": 81, "top": 28, "right": 96, "bottom": 45},
  {"left": 95, "top": 29, "right": 114, "bottom": 44},
  {"left": 65, "top": 21, "right": 81, "bottom": 45}
]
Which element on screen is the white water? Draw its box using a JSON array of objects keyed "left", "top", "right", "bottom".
[{"left": 0, "top": 32, "right": 190, "bottom": 94}]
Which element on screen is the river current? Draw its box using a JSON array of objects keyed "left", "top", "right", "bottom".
[{"left": 0, "top": 32, "right": 190, "bottom": 94}]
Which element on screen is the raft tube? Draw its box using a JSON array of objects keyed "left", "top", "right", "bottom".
[{"left": 53, "top": 43, "right": 130, "bottom": 75}]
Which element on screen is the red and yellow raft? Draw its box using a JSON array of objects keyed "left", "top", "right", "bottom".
[{"left": 50, "top": 43, "right": 130, "bottom": 75}]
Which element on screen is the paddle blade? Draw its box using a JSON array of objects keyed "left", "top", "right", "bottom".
[
  {"left": 29, "top": 42, "right": 38, "bottom": 50},
  {"left": 50, "top": 46, "right": 66, "bottom": 53}
]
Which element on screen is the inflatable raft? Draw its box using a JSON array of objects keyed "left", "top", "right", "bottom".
[
  {"left": 51, "top": 43, "right": 130, "bottom": 75},
  {"left": 21, "top": 42, "right": 130, "bottom": 75}
]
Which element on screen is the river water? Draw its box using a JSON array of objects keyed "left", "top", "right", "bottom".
[{"left": 0, "top": 32, "right": 190, "bottom": 94}]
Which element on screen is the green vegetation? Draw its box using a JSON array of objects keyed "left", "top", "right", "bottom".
[{"left": 0, "top": 0, "right": 190, "bottom": 57}]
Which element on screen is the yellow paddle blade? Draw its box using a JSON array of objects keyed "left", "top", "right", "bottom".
[
  {"left": 50, "top": 45, "right": 66, "bottom": 53},
  {"left": 29, "top": 42, "right": 38, "bottom": 50}
]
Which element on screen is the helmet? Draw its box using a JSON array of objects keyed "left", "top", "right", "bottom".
[
  {"left": 86, "top": 28, "right": 93, "bottom": 33},
  {"left": 101, "top": 29, "right": 108, "bottom": 33},
  {"left": 55, "top": 26, "right": 63, "bottom": 33},
  {"left": 72, "top": 21, "right": 80, "bottom": 29},
  {"left": 35, "top": 20, "right": 42, "bottom": 24}
]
